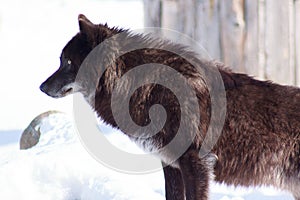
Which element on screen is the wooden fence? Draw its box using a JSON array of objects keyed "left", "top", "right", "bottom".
[{"left": 144, "top": 0, "right": 300, "bottom": 86}]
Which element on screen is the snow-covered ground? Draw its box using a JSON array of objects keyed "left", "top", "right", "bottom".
[
  {"left": 0, "top": 0, "right": 295, "bottom": 199},
  {"left": 0, "top": 113, "right": 294, "bottom": 200},
  {"left": 0, "top": 113, "right": 162, "bottom": 200}
]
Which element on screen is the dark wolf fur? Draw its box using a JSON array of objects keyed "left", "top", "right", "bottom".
[{"left": 40, "top": 15, "right": 300, "bottom": 200}]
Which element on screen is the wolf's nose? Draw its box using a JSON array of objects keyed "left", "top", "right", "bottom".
[{"left": 40, "top": 82, "right": 48, "bottom": 93}]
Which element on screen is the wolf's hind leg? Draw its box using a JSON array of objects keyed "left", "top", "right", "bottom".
[
  {"left": 163, "top": 163, "right": 185, "bottom": 200},
  {"left": 179, "top": 150, "right": 215, "bottom": 200}
]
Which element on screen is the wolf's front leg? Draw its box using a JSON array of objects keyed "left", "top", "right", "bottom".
[
  {"left": 163, "top": 163, "right": 185, "bottom": 200},
  {"left": 179, "top": 150, "right": 213, "bottom": 200}
]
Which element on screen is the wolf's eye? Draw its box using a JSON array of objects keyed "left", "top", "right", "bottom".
[{"left": 67, "top": 60, "right": 72, "bottom": 65}]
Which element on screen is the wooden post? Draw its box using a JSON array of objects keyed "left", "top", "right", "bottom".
[
  {"left": 143, "top": 0, "right": 300, "bottom": 86},
  {"left": 258, "top": 0, "right": 266, "bottom": 79},
  {"left": 177, "top": 0, "right": 196, "bottom": 38},
  {"left": 295, "top": 0, "right": 300, "bottom": 86},
  {"left": 144, "top": 0, "right": 162, "bottom": 27},
  {"left": 264, "top": 0, "right": 294, "bottom": 85},
  {"left": 161, "top": 0, "right": 197, "bottom": 42},
  {"left": 289, "top": 0, "right": 295, "bottom": 85},
  {"left": 195, "top": 0, "right": 221, "bottom": 60},
  {"left": 219, "top": 0, "right": 246, "bottom": 72},
  {"left": 244, "top": 0, "right": 260, "bottom": 78},
  {"left": 161, "top": 0, "right": 180, "bottom": 31}
]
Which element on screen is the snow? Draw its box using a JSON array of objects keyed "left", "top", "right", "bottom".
[
  {"left": 0, "top": 113, "right": 294, "bottom": 200},
  {"left": 0, "top": 113, "right": 165, "bottom": 200}
]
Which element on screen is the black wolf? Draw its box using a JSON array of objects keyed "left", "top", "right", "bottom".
[{"left": 40, "top": 14, "right": 300, "bottom": 200}]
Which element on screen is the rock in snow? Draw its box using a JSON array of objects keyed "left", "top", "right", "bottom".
[{"left": 19, "top": 111, "right": 64, "bottom": 150}]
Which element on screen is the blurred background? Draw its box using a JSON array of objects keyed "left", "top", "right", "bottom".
[
  {"left": 145, "top": 0, "right": 300, "bottom": 86},
  {"left": 0, "top": 0, "right": 299, "bottom": 131}
]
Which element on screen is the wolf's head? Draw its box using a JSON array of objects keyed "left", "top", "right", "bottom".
[{"left": 40, "top": 14, "right": 120, "bottom": 98}]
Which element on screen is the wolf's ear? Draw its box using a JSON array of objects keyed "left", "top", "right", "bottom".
[{"left": 78, "top": 14, "right": 95, "bottom": 35}]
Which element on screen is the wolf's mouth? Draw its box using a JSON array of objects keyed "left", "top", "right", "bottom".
[
  {"left": 61, "top": 87, "right": 74, "bottom": 96},
  {"left": 65, "top": 88, "right": 73, "bottom": 94}
]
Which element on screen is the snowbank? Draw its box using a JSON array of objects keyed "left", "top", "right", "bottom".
[{"left": 0, "top": 113, "right": 293, "bottom": 200}]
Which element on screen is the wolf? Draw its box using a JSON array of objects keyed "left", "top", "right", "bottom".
[{"left": 40, "top": 14, "right": 300, "bottom": 200}]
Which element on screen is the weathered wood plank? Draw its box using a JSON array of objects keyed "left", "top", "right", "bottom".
[
  {"left": 194, "top": 0, "right": 221, "bottom": 60},
  {"left": 258, "top": 0, "right": 266, "bottom": 79},
  {"left": 219, "top": 0, "right": 246, "bottom": 72},
  {"left": 295, "top": 0, "right": 300, "bottom": 86},
  {"left": 244, "top": 0, "right": 260, "bottom": 78},
  {"left": 161, "top": 0, "right": 180, "bottom": 31},
  {"left": 265, "top": 0, "right": 294, "bottom": 85},
  {"left": 289, "top": 0, "right": 295, "bottom": 85},
  {"left": 161, "top": 0, "right": 196, "bottom": 42},
  {"left": 143, "top": 0, "right": 299, "bottom": 86},
  {"left": 144, "top": 0, "right": 162, "bottom": 27},
  {"left": 177, "top": 0, "right": 196, "bottom": 38}
]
